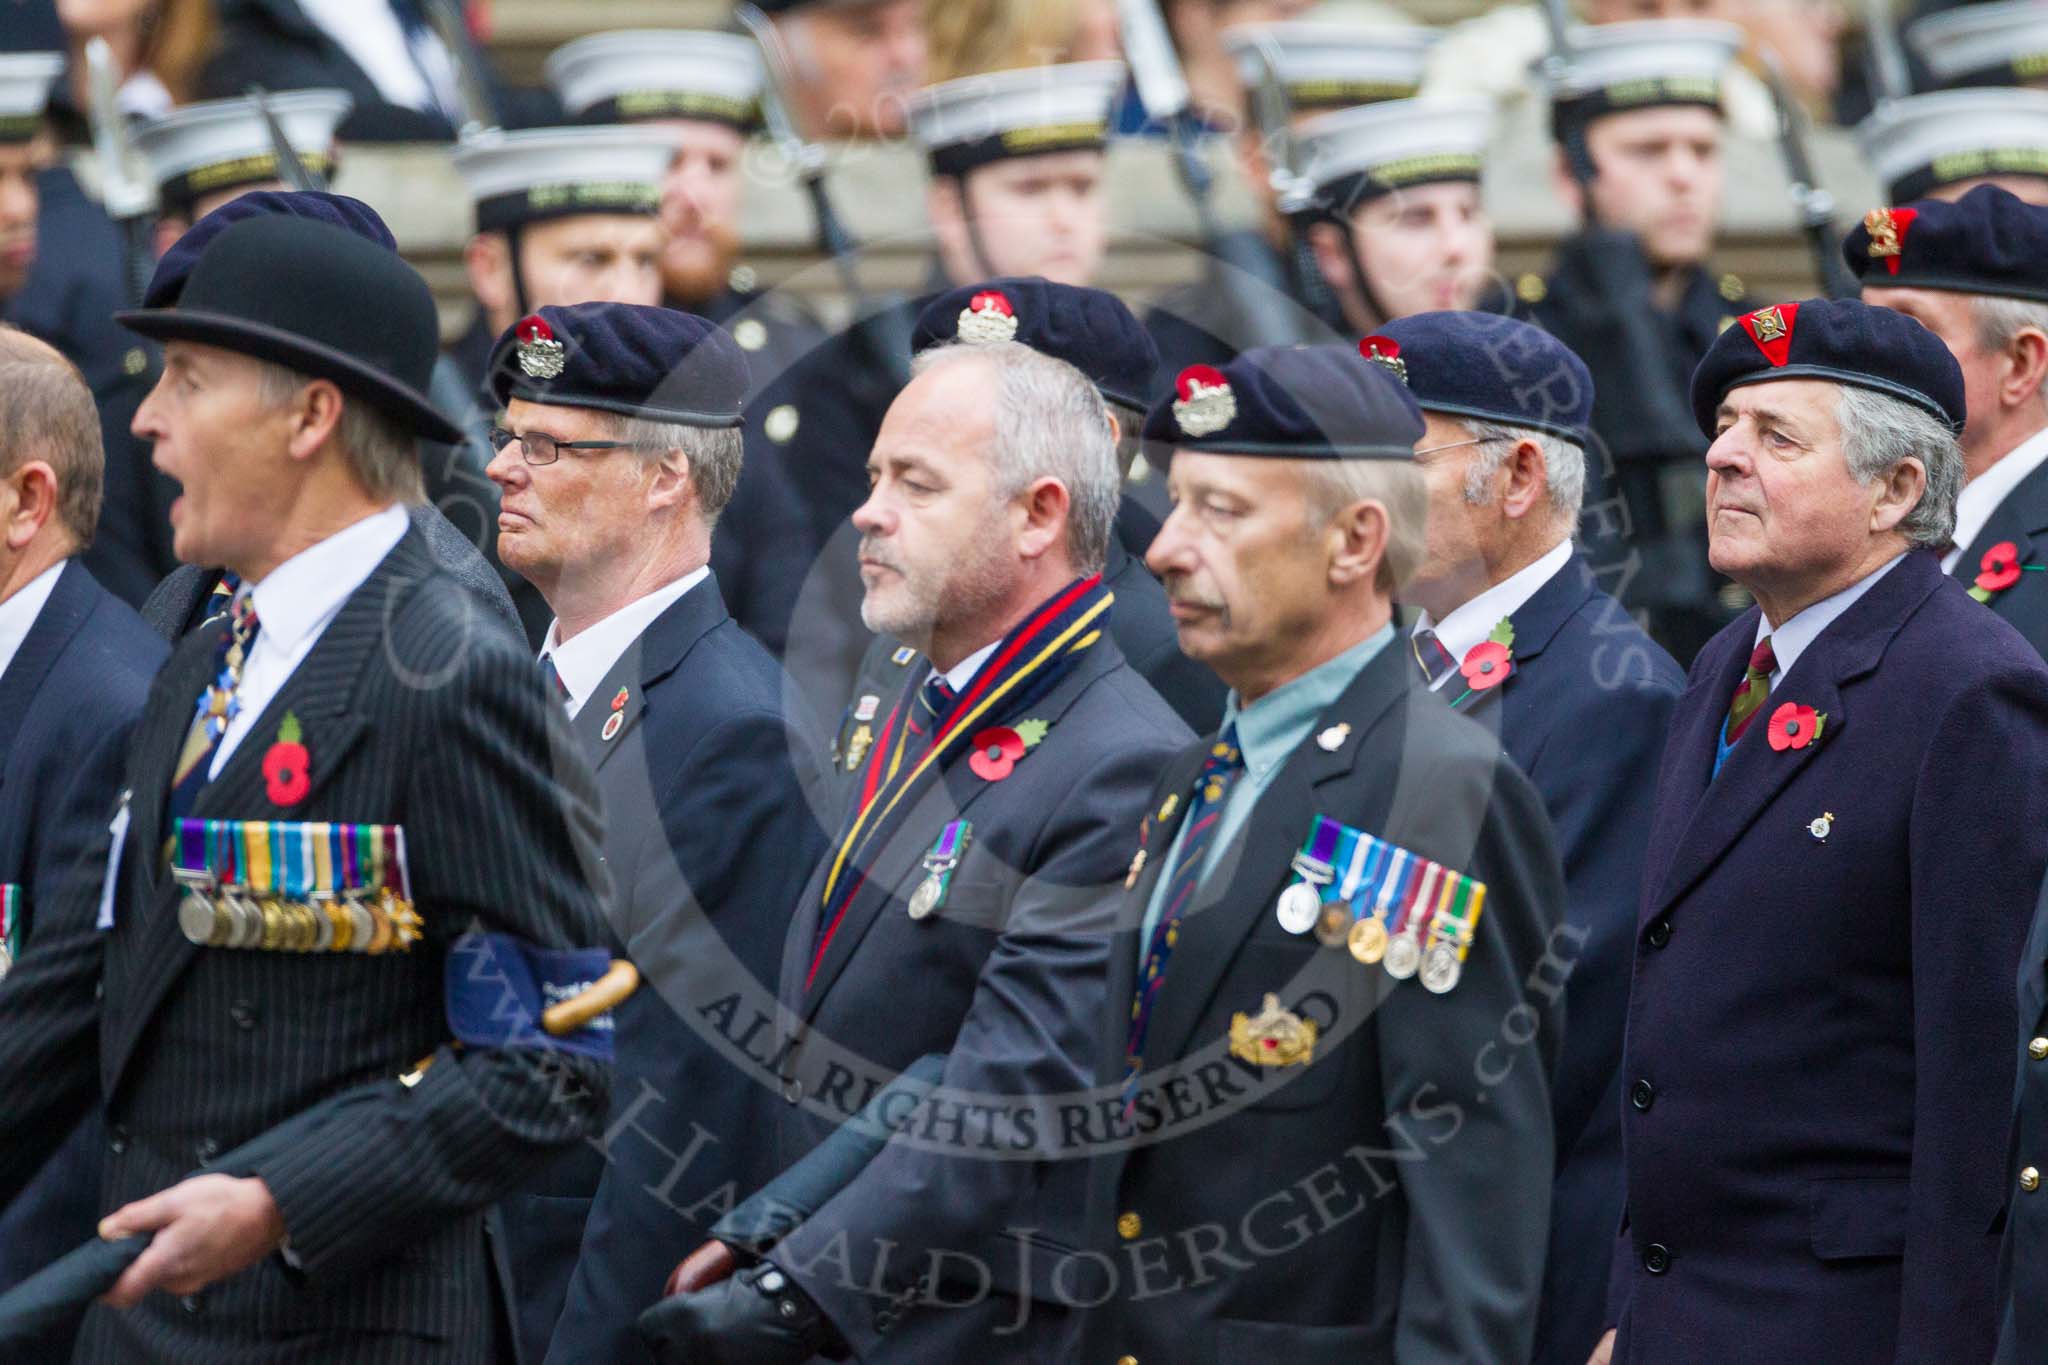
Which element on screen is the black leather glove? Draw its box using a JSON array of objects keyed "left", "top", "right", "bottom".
[{"left": 636, "top": 1262, "right": 848, "bottom": 1365}]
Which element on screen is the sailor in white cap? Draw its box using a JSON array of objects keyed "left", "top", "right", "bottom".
[
  {"left": 445, "top": 124, "right": 674, "bottom": 402},
  {"left": 1910, "top": 0, "right": 2048, "bottom": 93},
  {"left": 133, "top": 89, "right": 353, "bottom": 255},
  {"left": 1528, "top": 18, "right": 1753, "bottom": 664},
  {"left": 542, "top": 30, "right": 823, "bottom": 657},
  {"left": 1145, "top": 17, "right": 1441, "bottom": 379},
  {"left": 905, "top": 59, "right": 1127, "bottom": 292},
  {"left": 769, "top": 59, "right": 1131, "bottom": 617},
  {"left": 1296, "top": 94, "right": 1499, "bottom": 336},
  {"left": 1857, "top": 87, "right": 2048, "bottom": 209},
  {"left": 0, "top": 50, "right": 63, "bottom": 303}
]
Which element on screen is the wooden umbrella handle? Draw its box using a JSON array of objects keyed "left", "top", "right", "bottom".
[{"left": 543, "top": 960, "right": 640, "bottom": 1036}]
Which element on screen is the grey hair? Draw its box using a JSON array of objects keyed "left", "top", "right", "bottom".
[
  {"left": 255, "top": 362, "right": 425, "bottom": 505},
  {"left": 1461, "top": 420, "right": 1588, "bottom": 526},
  {"left": 1834, "top": 385, "right": 1962, "bottom": 551},
  {"left": 1974, "top": 295, "right": 2048, "bottom": 405},
  {"left": 608, "top": 415, "right": 744, "bottom": 530},
  {"left": 910, "top": 341, "right": 1120, "bottom": 573},
  {"left": 1300, "top": 457, "right": 1428, "bottom": 594}
]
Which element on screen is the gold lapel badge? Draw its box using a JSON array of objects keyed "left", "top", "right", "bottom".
[{"left": 1229, "top": 993, "right": 1317, "bottom": 1067}]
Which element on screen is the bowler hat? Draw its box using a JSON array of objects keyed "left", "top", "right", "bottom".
[{"left": 119, "top": 214, "right": 463, "bottom": 445}]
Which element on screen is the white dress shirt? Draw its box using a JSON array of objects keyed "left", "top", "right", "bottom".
[
  {"left": 1409, "top": 539, "right": 1575, "bottom": 691},
  {"left": 211, "top": 504, "right": 410, "bottom": 777},
  {"left": 538, "top": 567, "right": 709, "bottom": 718},
  {"left": 1942, "top": 426, "right": 2048, "bottom": 574},
  {"left": 0, "top": 561, "right": 64, "bottom": 683},
  {"left": 1754, "top": 551, "right": 1907, "bottom": 689},
  {"left": 928, "top": 639, "right": 1000, "bottom": 698},
  {"left": 294, "top": 0, "right": 461, "bottom": 117}
]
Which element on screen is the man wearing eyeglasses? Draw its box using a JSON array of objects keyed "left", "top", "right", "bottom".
[{"left": 479, "top": 301, "right": 826, "bottom": 1365}]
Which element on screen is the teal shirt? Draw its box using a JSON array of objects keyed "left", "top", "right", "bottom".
[{"left": 1138, "top": 625, "right": 1393, "bottom": 951}]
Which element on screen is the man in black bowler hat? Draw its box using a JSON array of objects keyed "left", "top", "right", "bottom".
[
  {"left": 1603, "top": 297, "right": 2048, "bottom": 1365},
  {"left": 0, "top": 212, "right": 617, "bottom": 1364},
  {"left": 134, "top": 190, "right": 520, "bottom": 646},
  {"left": 474, "top": 301, "right": 827, "bottom": 1365},
  {"left": 1076, "top": 344, "right": 1564, "bottom": 1363}
]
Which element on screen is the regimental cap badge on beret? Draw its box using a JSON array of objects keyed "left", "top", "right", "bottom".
[
  {"left": 1360, "top": 335, "right": 1408, "bottom": 383},
  {"left": 958, "top": 289, "right": 1019, "bottom": 344},
  {"left": 1173, "top": 364, "right": 1237, "bottom": 437},
  {"left": 1740, "top": 303, "right": 1798, "bottom": 366},
  {"left": 515, "top": 314, "right": 567, "bottom": 379},
  {"left": 1863, "top": 206, "right": 1918, "bottom": 277}
]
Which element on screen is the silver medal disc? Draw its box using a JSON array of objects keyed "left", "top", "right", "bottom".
[
  {"left": 179, "top": 891, "right": 221, "bottom": 946},
  {"left": 1384, "top": 932, "right": 1422, "bottom": 980},
  {"left": 1275, "top": 881, "right": 1322, "bottom": 935},
  {"left": 1420, "top": 944, "right": 1462, "bottom": 994},
  {"left": 907, "top": 876, "right": 944, "bottom": 921}
]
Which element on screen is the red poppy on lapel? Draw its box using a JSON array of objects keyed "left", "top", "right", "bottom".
[
  {"left": 1766, "top": 701, "right": 1824, "bottom": 752},
  {"left": 263, "top": 711, "right": 312, "bottom": 806},
  {"left": 1460, "top": 641, "right": 1513, "bottom": 691},
  {"left": 1978, "top": 541, "right": 2024, "bottom": 594},
  {"left": 968, "top": 727, "right": 1026, "bottom": 782}
]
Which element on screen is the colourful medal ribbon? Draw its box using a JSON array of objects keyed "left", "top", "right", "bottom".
[
  {"left": 1335, "top": 828, "right": 1376, "bottom": 918},
  {"left": 175, "top": 818, "right": 209, "bottom": 882},
  {"left": 1, "top": 884, "right": 19, "bottom": 958},
  {"left": 311, "top": 822, "right": 335, "bottom": 899},
  {"left": 389, "top": 825, "right": 412, "bottom": 901},
  {"left": 1373, "top": 848, "right": 1416, "bottom": 927},
  {"left": 1293, "top": 816, "right": 1344, "bottom": 886},
  {"left": 337, "top": 822, "right": 358, "bottom": 896},
  {"left": 916, "top": 819, "right": 970, "bottom": 912},
  {"left": 1395, "top": 862, "right": 1440, "bottom": 938},
  {"left": 242, "top": 821, "right": 273, "bottom": 898},
  {"left": 1431, "top": 876, "right": 1487, "bottom": 961},
  {"left": 364, "top": 823, "right": 384, "bottom": 895}
]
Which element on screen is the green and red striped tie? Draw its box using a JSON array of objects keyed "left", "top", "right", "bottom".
[{"left": 1726, "top": 636, "right": 1777, "bottom": 744}]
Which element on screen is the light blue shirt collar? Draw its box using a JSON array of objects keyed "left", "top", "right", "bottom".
[{"left": 1221, "top": 625, "right": 1395, "bottom": 780}]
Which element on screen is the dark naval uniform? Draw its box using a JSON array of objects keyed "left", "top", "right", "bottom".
[
  {"left": 7, "top": 166, "right": 175, "bottom": 608},
  {"left": 1530, "top": 249, "right": 1752, "bottom": 665},
  {"left": 695, "top": 279, "right": 826, "bottom": 658},
  {"left": 0, "top": 561, "right": 166, "bottom": 1358}
]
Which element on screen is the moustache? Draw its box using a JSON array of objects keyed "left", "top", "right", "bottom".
[{"left": 1163, "top": 581, "right": 1226, "bottom": 612}]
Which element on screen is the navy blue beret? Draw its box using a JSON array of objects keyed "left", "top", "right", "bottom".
[
  {"left": 1140, "top": 344, "right": 1424, "bottom": 460},
  {"left": 488, "top": 302, "right": 749, "bottom": 428},
  {"left": 144, "top": 191, "right": 396, "bottom": 309},
  {"left": 913, "top": 277, "right": 1160, "bottom": 412},
  {"left": 1372, "top": 312, "right": 1593, "bottom": 444},
  {"left": 1844, "top": 185, "right": 2048, "bottom": 304},
  {"left": 1689, "top": 297, "right": 1966, "bottom": 436}
]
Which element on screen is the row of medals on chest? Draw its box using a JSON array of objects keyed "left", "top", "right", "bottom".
[
  {"left": 175, "top": 876, "right": 423, "bottom": 955},
  {"left": 1273, "top": 848, "right": 1471, "bottom": 994}
]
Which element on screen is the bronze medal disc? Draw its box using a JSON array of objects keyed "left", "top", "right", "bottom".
[
  {"left": 1314, "top": 901, "right": 1353, "bottom": 949},
  {"left": 1348, "top": 916, "right": 1389, "bottom": 964}
]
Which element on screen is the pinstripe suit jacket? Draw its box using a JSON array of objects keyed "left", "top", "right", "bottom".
[{"left": 0, "top": 525, "right": 613, "bottom": 1364}]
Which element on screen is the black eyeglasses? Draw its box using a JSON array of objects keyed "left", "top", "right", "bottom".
[{"left": 489, "top": 426, "right": 646, "bottom": 467}]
